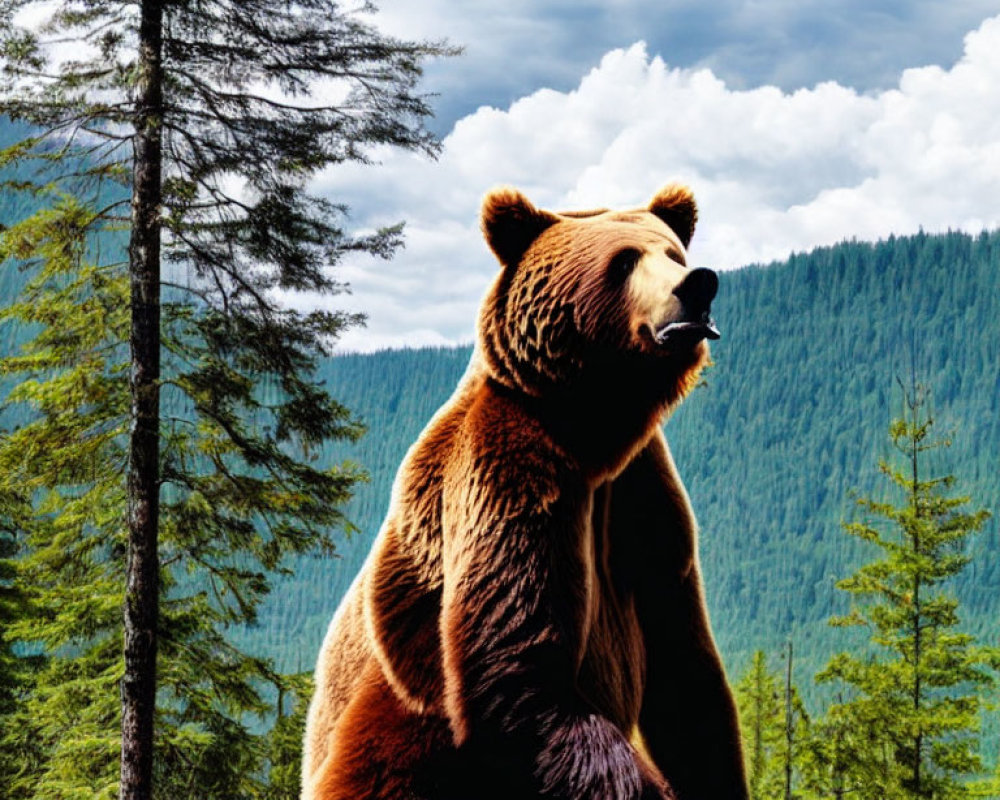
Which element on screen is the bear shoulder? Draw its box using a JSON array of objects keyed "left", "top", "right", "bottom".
[{"left": 444, "top": 378, "right": 585, "bottom": 523}]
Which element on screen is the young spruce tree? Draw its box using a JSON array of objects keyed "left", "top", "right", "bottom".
[
  {"left": 735, "top": 648, "right": 809, "bottom": 800},
  {"left": 0, "top": 1, "right": 453, "bottom": 797},
  {"left": 815, "top": 382, "right": 998, "bottom": 799}
]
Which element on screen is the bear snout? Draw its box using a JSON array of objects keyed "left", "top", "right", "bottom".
[
  {"left": 652, "top": 267, "right": 721, "bottom": 347},
  {"left": 672, "top": 267, "right": 718, "bottom": 312}
]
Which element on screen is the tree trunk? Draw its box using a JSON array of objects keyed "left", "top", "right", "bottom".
[
  {"left": 784, "top": 640, "right": 793, "bottom": 800},
  {"left": 909, "top": 391, "right": 922, "bottom": 797},
  {"left": 121, "top": 1, "right": 164, "bottom": 798},
  {"left": 753, "top": 662, "right": 763, "bottom": 795}
]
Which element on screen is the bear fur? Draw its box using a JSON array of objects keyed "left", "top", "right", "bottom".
[{"left": 301, "top": 185, "right": 748, "bottom": 800}]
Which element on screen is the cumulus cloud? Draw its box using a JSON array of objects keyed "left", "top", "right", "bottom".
[{"left": 317, "top": 14, "right": 1000, "bottom": 351}]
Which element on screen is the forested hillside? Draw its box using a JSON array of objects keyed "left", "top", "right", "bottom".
[
  {"left": 239, "top": 229, "right": 1000, "bottom": 716},
  {"left": 2, "top": 153, "right": 997, "bottom": 750}
]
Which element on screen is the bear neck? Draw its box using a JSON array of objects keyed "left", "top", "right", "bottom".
[{"left": 485, "top": 349, "right": 703, "bottom": 483}]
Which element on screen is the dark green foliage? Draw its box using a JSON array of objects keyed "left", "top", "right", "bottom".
[
  {"left": 0, "top": 491, "right": 39, "bottom": 789},
  {"left": 664, "top": 230, "right": 1000, "bottom": 714},
  {"left": 0, "top": 195, "right": 307, "bottom": 797},
  {"left": 0, "top": 197, "right": 130, "bottom": 799}
]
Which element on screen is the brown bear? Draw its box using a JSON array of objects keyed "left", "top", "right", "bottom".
[{"left": 301, "top": 185, "right": 748, "bottom": 800}]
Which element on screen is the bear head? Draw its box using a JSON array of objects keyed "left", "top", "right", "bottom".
[{"left": 477, "top": 184, "right": 719, "bottom": 403}]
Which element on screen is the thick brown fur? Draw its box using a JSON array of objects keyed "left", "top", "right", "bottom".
[{"left": 301, "top": 185, "right": 748, "bottom": 800}]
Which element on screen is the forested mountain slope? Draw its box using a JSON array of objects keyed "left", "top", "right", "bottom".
[
  {"left": 1, "top": 153, "right": 996, "bottom": 714},
  {"left": 242, "top": 229, "right": 1000, "bottom": 707}
]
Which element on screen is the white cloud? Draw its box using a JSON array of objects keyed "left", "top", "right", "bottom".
[{"left": 318, "top": 14, "right": 1000, "bottom": 352}]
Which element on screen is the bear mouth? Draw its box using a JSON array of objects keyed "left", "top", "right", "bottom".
[{"left": 653, "top": 316, "right": 721, "bottom": 346}]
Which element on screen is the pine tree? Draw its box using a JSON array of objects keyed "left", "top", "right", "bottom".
[
  {"left": 0, "top": 0, "right": 453, "bottom": 795},
  {"left": 815, "top": 382, "right": 998, "bottom": 799},
  {"left": 736, "top": 650, "right": 784, "bottom": 799},
  {"left": 0, "top": 194, "right": 276, "bottom": 798},
  {"left": 736, "top": 650, "right": 782, "bottom": 798}
]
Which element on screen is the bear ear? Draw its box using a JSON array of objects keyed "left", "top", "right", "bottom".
[
  {"left": 648, "top": 184, "right": 698, "bottom": 249},
  {"left": 481, "top": 186, "right": 559, "bottom": 266}
]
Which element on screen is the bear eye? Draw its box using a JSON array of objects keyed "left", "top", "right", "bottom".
[
  {"left": 665, "top": 246, "right": 686, "bottom": 265},
  {"left": 608, "top": 247, "right": 641, "bottom": 280}
]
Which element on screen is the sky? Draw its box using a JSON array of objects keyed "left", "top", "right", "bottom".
[{"left": 303, "top": 1, "right": 1000, "bottom": 351}]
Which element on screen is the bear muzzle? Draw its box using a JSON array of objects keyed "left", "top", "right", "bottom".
[{"left": 653, "top": 267, "right": 721, "bottom": 346}]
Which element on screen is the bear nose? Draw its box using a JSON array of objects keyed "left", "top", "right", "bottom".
[{"left": 673, "top": 267, "right": 718, "bottom": 309}]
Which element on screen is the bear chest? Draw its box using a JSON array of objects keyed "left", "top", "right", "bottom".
[{"left": 578, "top": 482, "right": 645, "bottom": 731}]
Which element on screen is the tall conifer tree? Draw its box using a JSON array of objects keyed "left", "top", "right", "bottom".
[
  {"left": 816, "top": 382, "right": 998, "bottom": 799},
  {"left": 0, "top": 1, "right": 452, "bottom": 796}
]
